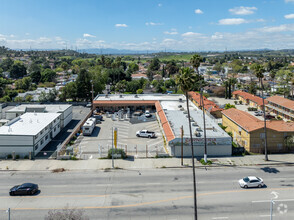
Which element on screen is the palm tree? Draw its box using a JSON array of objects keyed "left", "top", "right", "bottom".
[
  {"left": 190, "top": 54, "right": 203, "bottom": 76},
  {"left": 176, "top": 67, "right": 198, "bottom": 220},
  {"left": 253, "top": 64, "right": 268, "bottom": 161}
]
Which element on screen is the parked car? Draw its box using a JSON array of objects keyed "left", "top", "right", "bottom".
[
  {"left": 238, "top": 176, "right": 264, "bottom": 188},
  {"left": 254, "top": 111, "right": 263, "bottom": 116},
  {"left": 136, "top": 130, "right": 156, "bottom": 138},
  {"left": 10, "top": 183, "right": 39, "bottom": 196},
  {"left": 145, "top": 110, "right": 152, "bottom": 118},
  {"left": 86, "top": 102, "right": 92, "bottom": 108}
]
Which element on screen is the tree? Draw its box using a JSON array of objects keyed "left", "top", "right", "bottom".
[
  {"left": 224, "top": 103, "right": 236, "bottom": 109},
  {"left": 76, "top": 68, "right": 91, "bottom": 100},
  {"left": 0, "top": 57, "right": 13, "bottom": 72},
  {"left": 190, "top": 54, "right": 203, "bottom": 75},
  {"left": 10, "top": 61, "right": 27, "bottom": 78},
  {"left": 59, "top": 82, "right": 77, "bottom": 101},
  {"left": 128, "top": 62, "right": 139, "bottom": 73},
  {"left": 175, "top": 67, "right": 198, "bottom": 220},
  {"left": 60, "top": 62, "right": 69, "bottom": 71},
  {"left": 29, "top": 63, "right": 42, "bottom": 83},
  {"left": 149, "top": 57, "right": 160, "bottom": 71},
  {"left": 276, "top": 69, "right": 293, "bottom": 98},
  {"left": 15, "top": 77, "right": 32, "bottom": 90},
  {"left": 252, "top": 63, "right": 268, "bottom": 161},
  {"left": 166, "top": 60, "right": 179, "bottom": 76},
  {"left": 41, "top": 69, "right": 56, "bottom": 82}
]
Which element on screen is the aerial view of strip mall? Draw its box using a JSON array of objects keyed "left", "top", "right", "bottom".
[{"left": 0, "top": 0, "right": 294, "bottom": 219}]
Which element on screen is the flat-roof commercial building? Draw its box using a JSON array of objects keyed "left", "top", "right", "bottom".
[
  {"left": 266, "top": 95, "right": 294, "bottom": 121},
  {"left": 5, "top": 104, "right": 72, "bottom": 128},
  {"left": 222, "top": 108, "right": 294, "bottom": 153},
  {"left": 0, "top": 113, "right": 62, "bottom": 158},
  {"left": 94, "top": 94, "right": 232, "bottom": 157}
]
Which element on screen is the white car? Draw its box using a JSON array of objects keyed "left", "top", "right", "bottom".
[
  {"left": 145, "top": 110, "right": 152, "bottom": 118},
  {"left": 239, "top": 176, "right": 264, "bottom": 188},
  {"left": 136, "top": 130, "right": 156, "bottom": 138}
]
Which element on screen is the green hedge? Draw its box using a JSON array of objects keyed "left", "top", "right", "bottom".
[{"left": 107, "top": 148, "right": 127, "bottom": 159}]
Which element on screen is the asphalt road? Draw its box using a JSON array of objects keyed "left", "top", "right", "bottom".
[{"left": 0, "top": 165, "right": 293, "bottom": 219}]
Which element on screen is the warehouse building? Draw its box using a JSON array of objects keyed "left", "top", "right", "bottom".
[
  {"left": 5, "top": 104, "right": 72, "bottom": 128},
  {"left": 0, "top": 113, "right": 61, "bottom": 158}
]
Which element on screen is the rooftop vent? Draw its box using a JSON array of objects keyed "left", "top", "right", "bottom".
[
  {"left": 135, "top": 94, "right": 138, "bottom": 98},
  {"left": 179, "top": 98, "right": 183, "bottom": 102},
  {"left": 105, "top": 94, "right": 108, "bottom": 98},
  {"left": 119, "top": 95, "right": 123, "bottom": 98}
]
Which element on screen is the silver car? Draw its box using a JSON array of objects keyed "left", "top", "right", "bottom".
[{"left": 239, "top": 176, "right": 264, "bottom": 188}]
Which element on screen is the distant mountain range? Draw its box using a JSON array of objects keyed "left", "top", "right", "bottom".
[{"left": 81, "top": 48, "right": 185, "bottom": 55}]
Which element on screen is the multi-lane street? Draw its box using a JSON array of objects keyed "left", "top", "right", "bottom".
[{"left": 0, "top": 165, "right": 293, "bottom": 219}]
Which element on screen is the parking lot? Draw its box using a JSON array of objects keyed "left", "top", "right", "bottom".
[{"left": 77, "top": 113, "right": 166, "bottom": 159}]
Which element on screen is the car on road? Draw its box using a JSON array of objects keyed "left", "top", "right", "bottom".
[
  {"left": 238, "top": 176, "right": 264, "bottom": 188},
  {"left": 10, "top": 183, "right": 39, "bottom": 196},
  {"left": 136, "top": 130, "right": 156, "bottom": 138}
]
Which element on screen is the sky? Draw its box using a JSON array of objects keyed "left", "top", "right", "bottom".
[{"left": 1, "top": 0, "right": 294, "bottom": 51}]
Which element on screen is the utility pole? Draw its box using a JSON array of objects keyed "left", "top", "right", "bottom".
[
  {"left": 112, "top": 127, "right": 114, "bottom": 168},
  {"left": 261, "top": 79, "right": 268, "bottom": 161},
  {"left": 200, "top": 89, "right": 207, "bottom": 163},
  {"left": 181, "top": 125, "right": 184, "bottom": 166},
  {"left": 7, "top": 208, "right": 10, "bottom": 220}
]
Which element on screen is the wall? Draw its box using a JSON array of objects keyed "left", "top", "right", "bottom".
[{"left": 170, "top": 144, "right": 232, "bottom": 157}]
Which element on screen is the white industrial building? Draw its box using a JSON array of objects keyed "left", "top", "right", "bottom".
[
  {"left": 0, "top": 113, "right": 61, "bottom": 158},
  {"left": 5, "top": 104, "right": 72, "bottom": 128}
]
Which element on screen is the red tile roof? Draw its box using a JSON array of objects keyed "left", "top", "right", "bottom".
[
  {"left": 232, "top": 90, "right": 267, "bottom": 106},
  {"left": 267, "top": 95, "right": 294, "bottom": 110},
  {"left": 155, "top": 101, "right": 175, "bottom": 142},
  {"left": 222, "top": 108, "right": 294, "bottom": 132},
  {"left": 188, "top": 91, "right": 223, "bottom": 113}
]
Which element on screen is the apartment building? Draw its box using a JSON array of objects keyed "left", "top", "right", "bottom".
[{"left": 266, "top": 95, "right": 294, "bottom": 121}]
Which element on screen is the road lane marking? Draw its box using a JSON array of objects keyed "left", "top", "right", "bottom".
[
  {"left": 252, "top": 198, "right": 294, "bottom": 203},
  {"left": 212, "top": 217, "right": 228, "bottom": 219},
  {"left": 0, "top": 194, "right": 108, "bottom": 199},
  {"left": 1, "top": 187, "right": 293, "bottom": 211}
]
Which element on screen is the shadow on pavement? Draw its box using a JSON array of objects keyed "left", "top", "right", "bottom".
[
  {"left": 90, "top": 127, "right": 101, "bottom": 137},
  {"left": 260, "top": 166, "right": 280, "bottom": 173}
]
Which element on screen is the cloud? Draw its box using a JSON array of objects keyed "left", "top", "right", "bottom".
[
  {"left": 285, "top": 14, "right": 294, "bottom": 19},
  {"left": 258, "top": 24, "right": 294, "bottom": 32},
  {"left": 164, "top": 29, "right": 178, "bottom": 35},
  {"left": 229, "top": 6, "right": 257, "bottom": 15},
  {"left": 285, "top": 0, "right": 294, "bottom": 3},
  {"left": 218, "top": 18, "right": 248, "bottom": 25},
  {"left": 115, "top": 24, "right": 128, "bottom": 27},
  {"left": 194, "top": 9, "right": 203, "bottom": 14},
  {"left": 25, "top": 33, "right": 30, "bottom": 36},
  {"left": 83, "top": 33, "right": 96, "bottom": 38},
  {"left": 145, "top": 22, "right": 163, "bottom": 26},
  {"left": 158, "top": 3, "right": 162, "bottom": 7},
  {"left": 211, "top": 33, "right": 223, "bottom": 39},
  {"left": 182, "top": 32, "right": 203, "bottom": 37}
]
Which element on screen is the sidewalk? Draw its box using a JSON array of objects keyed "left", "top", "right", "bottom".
[{"left": 0, "top": 154, "right": 293, "bottom": 171}]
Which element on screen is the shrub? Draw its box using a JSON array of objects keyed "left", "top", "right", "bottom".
[
  {"left": 227, "top": 132, "right": 233, "bottom": 137},
  {"left": 218, "top": 123, "right": 227, "bottom": 131},
  {"left": 70, "top": 156, "right": 78, "bottom": 160},
  {"left": 24, "top": 155, "right": 29, "bottom": 159},
  {"left": 239, "top": 101, "right": 242, "bottom": 104},
  {"left": 232, "top": 142, "right": 238, "bottom": 148},
  {"left": 15, "top": 155, "right": 20, "bottom": 159},
  {"left": 7, "top": 154, "right": 12, "bottom": 159},
  {"left": 200, "top": 158, "right": 212, "bottom": 165},
  {"left": 234, "top": 101, "right": 238, "bottom": 105},
  {"left": 107, "top": 148, "right": 127, "bottom": 159},
  {"left": 224, "top": 103, "right": 236, "bottom": 110}
]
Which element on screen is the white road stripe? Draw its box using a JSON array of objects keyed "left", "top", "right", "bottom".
[
  {"left": 259, "top": 215, "right": 275, "bottom": 217},
  {"left": 212, "top": 217, "right": 228, "bottom": 220},
  {"left": 252, "top": 198, "right": 294, "bottom": 203}
]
